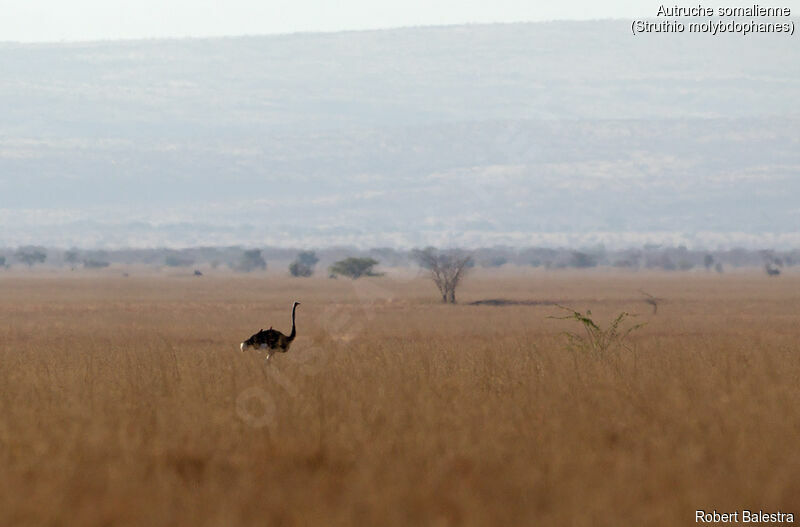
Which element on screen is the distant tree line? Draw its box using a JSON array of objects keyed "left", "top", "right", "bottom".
[{"left": 0, "top": 245, "right": 798, "bottom": 274}]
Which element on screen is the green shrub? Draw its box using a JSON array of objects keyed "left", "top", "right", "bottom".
[
  {"left": 550, "top": 306, "right": 645, "bottom": 357},
  {"left": 329, "top": 257, "right": 381, "bottom": 279}
]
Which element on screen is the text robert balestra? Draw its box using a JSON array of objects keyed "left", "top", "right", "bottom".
[{"left": 696, "top": 510, "right": 794, "bottom": 523}]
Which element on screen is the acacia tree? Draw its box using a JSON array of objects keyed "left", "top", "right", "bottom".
[
  {"left": 16, "top": 247, "right": 47, "bottom": 268},
  {"left": 64, "top": 249, "right": 80, "bottom": 270},
  {"left": 237, "top": 249, "right": 267, "bottom": 272},
  {"left": 297, "top": 251, "right": 319, "bottom": 268},
  {"left": 412, "top": 247, "right": 472, "bottom": 304},
  {"left": 329, "top": 257, "right": 380, "bottom": 279},
  {"left": 289, "top": 251, "right": 319, "bottom": 277}
]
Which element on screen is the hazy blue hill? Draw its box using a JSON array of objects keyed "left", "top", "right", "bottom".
[
  {"left": 0, "top": 21, "right": 798, "bottom": 248},
  {"left": 2, "top": 21, "right": 797, "bottom": 134}
]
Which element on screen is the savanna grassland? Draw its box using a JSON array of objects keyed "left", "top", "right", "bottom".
[{"left": 1, "top": 269, "right": 799, "bottom": 526}]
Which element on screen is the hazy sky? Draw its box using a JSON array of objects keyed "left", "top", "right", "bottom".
[
  {"left": 6, "top": 1, "right": 799, "bottom": 42},
  {"left": 2, "top": 0, "right": 655, "bottom": 42}
]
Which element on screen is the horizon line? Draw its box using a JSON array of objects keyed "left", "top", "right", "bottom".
[{"left": 0, "top": 18, "right": 632, "bottom": 46}]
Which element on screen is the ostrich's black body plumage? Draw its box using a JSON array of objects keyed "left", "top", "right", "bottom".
[
  {"left": 240, "top": 302, "right": 299, "bottom": 360},
  {"left": 242, "top": 327, "right": 290, "bottom": 351}
]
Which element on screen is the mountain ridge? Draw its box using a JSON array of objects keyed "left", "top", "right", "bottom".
[{"left": 1, "top": 21, "right": 797, "bottom": 248}]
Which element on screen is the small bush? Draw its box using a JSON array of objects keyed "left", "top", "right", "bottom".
[{"left": 550, "top": 306, "right": 645, "bottom": 357}]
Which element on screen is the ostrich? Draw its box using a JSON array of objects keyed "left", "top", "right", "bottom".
[{"left": 240, "top": 302, "right": 300, "bottom": 361}]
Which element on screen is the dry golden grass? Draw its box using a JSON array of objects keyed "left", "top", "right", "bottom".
[{"left": 1, "top": 269, "right": 800, "bottom": 526}]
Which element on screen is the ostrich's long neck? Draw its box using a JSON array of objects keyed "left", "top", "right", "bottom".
[{"left": 288, "top": 304, "right": 297, "bottom": 341}]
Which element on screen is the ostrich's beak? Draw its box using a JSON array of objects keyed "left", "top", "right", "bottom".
[{"left": 240, "top": 342, "right": 246, "bottom": 352}]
